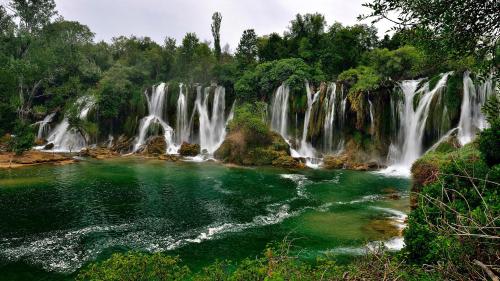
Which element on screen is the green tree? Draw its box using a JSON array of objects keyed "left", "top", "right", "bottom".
[
  {"left": 236, "top": 29, "right": 258, "bottom": 69},
  {"left": 211, "top": 12, "right": 222, "bottom": 62},
  {"left": 258, "top": 33, "right": 285, "bottom": 62},
  {"left": 362, "top": 0, "right": 500, "bottom": 61},
  {"left": 9, "top": 0, "right": 57, "bottom": 33},
  {"left": 8, "top": 120, "right": 35, "bottom": 155}
]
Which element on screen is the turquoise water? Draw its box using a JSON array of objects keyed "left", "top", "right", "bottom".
[{"left": 0, "top": 159, "right": 410, "bottom": 280}]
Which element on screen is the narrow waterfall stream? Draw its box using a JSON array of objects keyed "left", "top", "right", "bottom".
[
  {"left": 270, "top": 83, "right": 290, "bottom": 138},
  {"left": 176, "top": 83, "right": 190, "bottom": 144},
  {"left": 323, "top": 83, "right": 337, "bottom": 152},
  {"left": 457, "top": 72, "right": 493, "bottom": 145},
  {"left": 35, "top": 112, "right": 56, "bottom": 140}
]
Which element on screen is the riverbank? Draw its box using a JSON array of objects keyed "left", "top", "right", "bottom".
[{"left": 0, "top": 151, "right": 76, "bottom": 169}]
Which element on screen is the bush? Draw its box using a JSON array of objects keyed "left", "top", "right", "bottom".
[
  {"left": 478, "top": 120, "right": 500, "bottom": 167},
  {"left": 228, "top": 102, "right": 270, "bottom": 146},
  {"left": 76, "top": 252, "right": 191, "bottom": 281},
  {"left": 405, "top": 142, "right": 499, "bottom": 279},
  {"left": 8, "top": 121, "right": 35, "bottom": 155}
]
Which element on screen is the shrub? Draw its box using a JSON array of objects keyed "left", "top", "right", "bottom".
[{"left": 8, "top": 121, "right": 35, "bottom": 155}]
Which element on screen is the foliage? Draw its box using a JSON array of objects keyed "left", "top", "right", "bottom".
[
  {"left": 228, "top": 102, "right": 270, "bottom": 146},
  {"left": 211, "top": 12, "right": 222, "bottom": 62},
  {"left": 235, "top": 58, "right": 324, "bottom": 101},
  {"left": 361, "top": 0, "right": 500, "bottom": 66},
  {"left": 76, "top": 252, "right": 191, "bottom": 281},
  {"left": 236, "top": 29, "right": 258, "bottom": 69},
  {"left": 8, "top": 120, "right": 35, "bottom": 155},
  {"left": 406, "top": 142, "right": 500, "bottom": 279},
  {"left": 77, "top": 242, "right": 441, "bottom": 281},
  {"left": 478, "top": 120, "right": 500, "bottom": 167}
]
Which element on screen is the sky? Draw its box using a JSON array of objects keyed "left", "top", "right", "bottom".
[{"left": 3, "top": 0, "right": 394, "bottom": 50}]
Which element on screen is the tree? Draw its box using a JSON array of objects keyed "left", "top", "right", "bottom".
[
  {"left": 258, "top": 33, "right": 286, "bottom": 62},
  {"left": 361, "top": 0, "right": 500, "bottom": 61},
  {"left": 236, "top": 29, "right": 258, "bottom": 69},
  {"left": 8, "top": 120, "right": 34, "bottom": 155},
  {"left": 211, "top": 12, "right": 222, "bottom": 62},
  {"left": 9, "top": 0, "right": 57, "bottom": 33}
]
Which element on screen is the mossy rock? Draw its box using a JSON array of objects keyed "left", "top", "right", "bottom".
[
  {"left": 272, "top": 155, "right": 303, "bottom": 169},
  {"left": 144, "top": 136, "right": 166, "bottom": 155},
  {"left": 323, "top": 155, "right": 346, "bottom": 169},
  {"left": 179, "top": 142, "right": 200, "bottom": 156}
]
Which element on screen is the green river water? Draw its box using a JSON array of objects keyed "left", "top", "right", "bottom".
[{"left": 0, "top": 158, "right": 410, "bottom": 280}]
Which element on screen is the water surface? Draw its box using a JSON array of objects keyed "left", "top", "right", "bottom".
[{"left": 0, "top": 159, "right": 410, "bottom": 280}]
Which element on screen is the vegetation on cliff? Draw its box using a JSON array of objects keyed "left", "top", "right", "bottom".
[{"left": 215, "top": 102, "right": 300, "bottom": 167}]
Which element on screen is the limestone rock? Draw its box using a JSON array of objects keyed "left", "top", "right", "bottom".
[{"left": 179, "top": 142, "right": 200, "bottom": 156}]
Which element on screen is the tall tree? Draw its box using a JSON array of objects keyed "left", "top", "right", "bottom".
[
  {"left": 236, "top": 29, "right": 258, "bottom": 69},
  {"left": 211, "top": 12, "right": 222, "bottom": 62},
  {"left": 9, "top": 0, "right": 57, "bottom": 33}
]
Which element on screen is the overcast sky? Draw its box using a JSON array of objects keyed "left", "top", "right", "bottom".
[{"left": 3, "top": 0, "right": 393, "bottom": 50}]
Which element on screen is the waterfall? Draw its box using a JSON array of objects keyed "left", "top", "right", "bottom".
[
  {"left": 323, "top": 83, "right": 337, "bottom": 151},
  {"left": 44, "top": 96, "right": 95, "bottom": 152},
  {"left": 368, "top": 95, "right": 374, "bottom": 133},
  {"left": 457, "top": 72, "right": 492, "bottom": 145},
  {"left": 195, "top": 86, "right": 232, "bottom": 154},
  {"left": 294, "top": 81, "right": 321, "bottom": 168},
  {"left": 270, "top": 83, "right": 290, "bottom": 138},
  {"left": 384, "top": 72, "right": 452, "bottom": 175},
  {"left": 133, "top": 83, "right": 177, "bottom": 154},
  {"left": 176, "top": 83, "right": 189, "bottom": 144},
  {"left": 35, "top": 112, "right": 56, "bottom": 139}
]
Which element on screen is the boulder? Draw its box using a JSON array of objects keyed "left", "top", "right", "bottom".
[
  {"left": 323, "top": 155, "right": 346, "bottom": 169},
  {"left": 144, "top": 136, "right": 166, "bottom": 155},
  {"left": 43, "top": 143, "right": 54, "bottom": 150},
  {"left": 179, "top": 142, "right": 200, "bottom": 156}
]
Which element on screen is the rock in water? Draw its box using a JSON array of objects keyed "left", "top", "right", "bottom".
[
  {"left": 144, "top": 136, "right": 166, "bottom": 155},
  {"left": 179, "top": 142, "right": 200, "bottom": 156}
]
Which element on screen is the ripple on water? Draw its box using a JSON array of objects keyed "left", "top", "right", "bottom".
[
  {"left": 0, "top": 202, "right": 305, "bottom": 273},
  {"left": 280, "top": 174, "right": 311, "bottom": 198}
]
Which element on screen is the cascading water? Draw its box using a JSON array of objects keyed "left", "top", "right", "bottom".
[
  {"left": 133, "top": 83, "right": 177, "bottom": 154},
  {"left": 270, "top": 83, "right": 290, "bottom": 138},
  {"left": 195, "top": 86, "right": 232, "bottom": 154},
  {"left": 294, "top": 81, "right": 321, "bottom": 168},
  {"left": 323, "top": 83, "right": 337, "bottom": 151},
  {"left": 44, "top": 96, "right": 95, "bottom": 152},
  {"left": 457, "top": 72, "right": 492, "bottom": 145},
  {"left": 35, "top": 112, "right": 56, "bottom": 140},
  {"left": 176, "top": 83, "right": 189, "bottom": 144},
  {"left": 368, "top": 95, "right": 374, "bottom": 134},
  {"left": 384, "top": 72, "right": 452, "bottom": 175}
]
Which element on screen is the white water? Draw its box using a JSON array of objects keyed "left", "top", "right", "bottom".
[
  {"left": 43, "top": 96, "right": 95, "bottom": 152},
  {"left": 270, "top": 83, "right": 290, "bottom": 138},
  {"left": 195, "top": 86, "right": 233, "bottom": 154},
  {"left": 457, "top": 72, "right": 492, "bottom": 145},
  {"left": 133, "top": 83, "right": 177, "bottom": 154},
  {"left": 368, "top": 96, "right": 374, "bottom": 134},
  {"left": 383, "top": 72, "right": 452, "bottom": 176},
  {"left": 296, "top": 82, "right": 321, "bottom": 167},
  {"left": 176, "top": 83, "right": 189, "bottom": 144},
  {"left": 323, "top": 83, "right": 337, "bottom": 151},
  {"left": 35, "top": 112, "right": 56, "bottom": 139}
]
